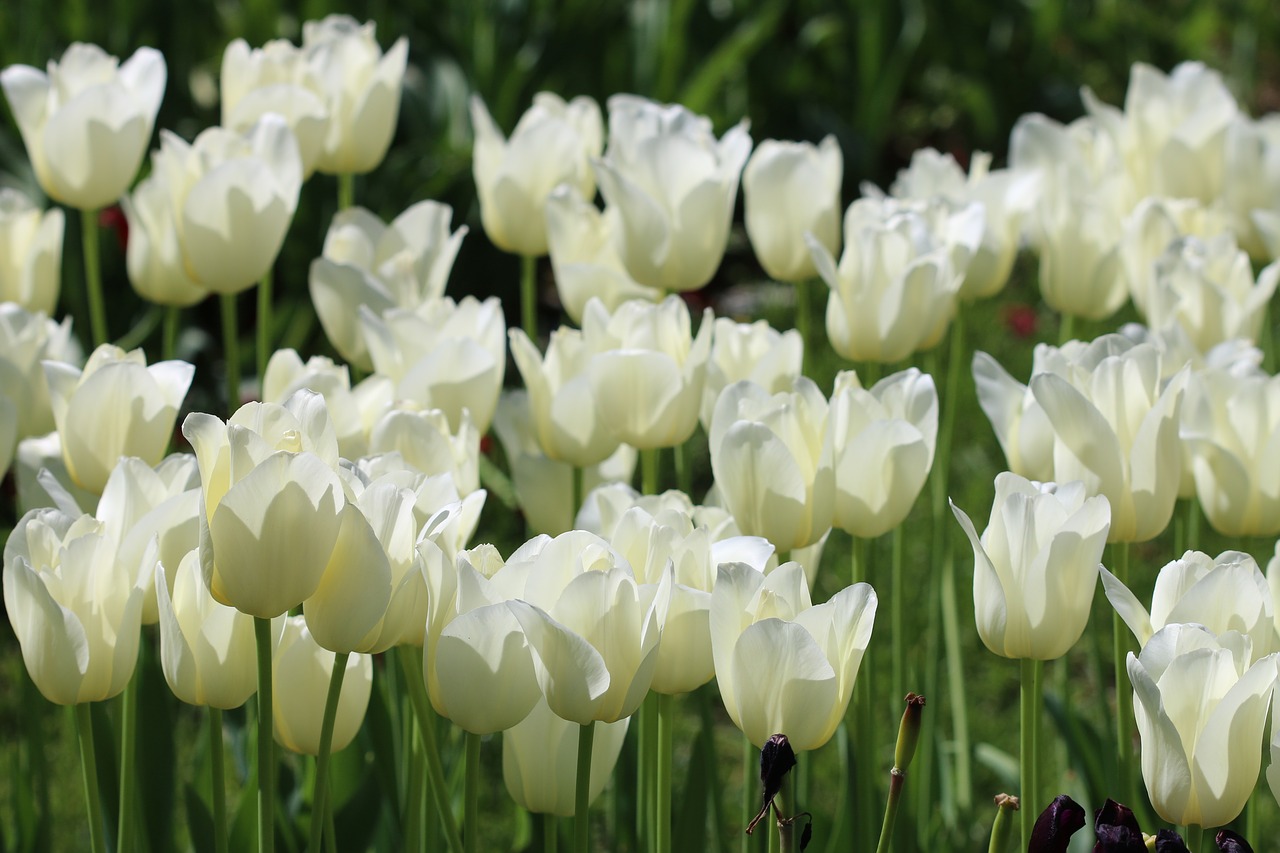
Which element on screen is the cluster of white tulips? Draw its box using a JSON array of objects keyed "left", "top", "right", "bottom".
[{"left": 3, "top": 10, "right": 1280, "bottom": 853}]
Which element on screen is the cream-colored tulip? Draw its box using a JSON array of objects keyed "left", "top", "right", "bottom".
[
  {"left": 183, "top": 391, "right": 345, "bottom": 618},
  {"left": 710, "top": 560, "right": 876, "bottom": 750},
  {"left": 1, "top": 44, "right": 165, "bottom": 209},
  {"left": 709, "top": 377, "right": 833, "bottom": 552},
  {"left": 972, "top": 350, "right": 1056, "bottom": 482},
  {"left": 582, "top": 295, "right": 712, "bottom": 450},
  {"left": 44, "top": 344, "right": 194, "bottom": 495},
  {"left": 830, "top": 368, "right": 937, "bottom": 538},
  {"left": 700, "top": 318, "right": 803, "bottom": 431},
  {"left": 471, "top": 92, "right": 602, "bottom": 256},
  {"left": 503, "top": 697, "right": 629, "bottom": 816},
  {"left": 1119, "top": 196, "right": 1231, "bottom": 317},
  {"left": 361, "top": 295, "right": 505, "bottom": 433},
  {"left": 366, "top": 405, "right": 480, "bottom": 496},
  {"left": 952, "top": 474, "right": 1111, "bottom": 660},
  {"left": 0, "top": 303, "right": 79, "bottom": 443},
  {"left": 309, "top": 201, "right": 468, "bottom": 370},
  {"left": 272, "top": 615, "right": 372, "bottom": 755},
  {"left": 14, "top": 432, "right": 95, "bottom": 515},
  {"left": 125, "top": 114, "right": 302, "bottom": 296},
  {"left": 262, "top": 348, "right": 369, "bottom": 459},
  {"left": 3, "top": 507, "right": 144, "bottom": 704},
  {"left": 1036, "top": 196, "right": 1128, "bottom": 322},
  {"left": 743, "top": 136, "right": 842, "bottom": 282},
  {"left": 0, "top": 188, "right": 63, "bottom": 314},
  {"left": 1222, "top": 114, "right": 1280, "bottom": 261},
  {"left": 594, "top": 95, "right": 751, "bottom": 291}
]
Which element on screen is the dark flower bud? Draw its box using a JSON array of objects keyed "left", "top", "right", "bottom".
[
  {"left": 1215, "top": 829, "right": 1254, "bottom": 853},
  {"left": 1153, "top": 829, "right": 1188, "bottom": 852},
  {"left": 747, "top": 734, "right": 796, "bottom": 834},
  {"left": 1093, "top": 824, "right": 1146, "bottom": 853},
  {"left": 894, "top": 693, "right": 926, "bottom": 771},
  {"left": 1027, "top": 794, "right": 1085, "bottom": 852}
]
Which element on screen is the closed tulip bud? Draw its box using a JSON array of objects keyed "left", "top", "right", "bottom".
[
  {"left": 309, "top": 201, "right": 467, "bottom": 371},
  {"left": 183, "top": 391, "right": 345, "bottom": 618},
  {"left": 743, "top": 136, "right": 842, "bottom": 282},
  {"left": 1, "top": 44, "right": 166, "bottom": 209},
  {"left": 700, "top": 318, "right": 803, "bottom": 432},
  {"left": 1036, "top": 197, "right": 1127, "bottom": 322},
  {"left": 709, "top": 377, "right": 834, "bottom": 552},
  {"left": 829, "top": 368, "right": 937, "bottom": 538},
  {"left": 1027, "top": 793, "right": 1085, "bottom": 852},
  {"left": 1092, "top": 799, "right": 1146, "bottom": 852},
  {"left": 361, "top": 295, "right": 505, "bottom": 433},
  {"left": 44, "top": 344, "right": 194, "bottom": 495},
  {"left": 3, "top": 508, "right": 144, "bottom": 704},
  {"left": 503, "top": 696, "right": 629, "bottom": 816},
  {"left": 1129, "top": 624, "right": 1277, "bottom": 828},
  {"left": 710, "top": 561, "right": 876, "bottom": 751},
  {"left": 583, "top": 295, "right": 712, "bottom": 451},
  {"left": 594, "top": 95, "right": 752, "bottom": 291},
  {"left": 952, "top": 473, "right": 1110, "bottom": 660},
  {"left": 0, "top": 189, "right": 63, "bottom": 314},
  {"left": 471, "top": 92, "right": 603, "bottom": 256},
  {"left": 1214, "top": 830, "right": 1252, "bottom": 853},
  {"left": 272, "top": 615, "right": 372, "bottom": 755}
]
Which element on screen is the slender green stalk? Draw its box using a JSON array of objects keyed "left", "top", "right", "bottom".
[
  {"left": 75, "top": 703, "right": 108, "bottom": 853},
  {"left": 794, "top": 278, "right": 811, "bottom": 367},
  {"left": 988, "top": 795, "right": 1016, "bottom": 853},
  {"left": 1186, "top": 498, "right": 1201, "bottom": 553},
  {"left": 891, "top": 524, "right": 905, "bottom": 705},
  {"left": 308, "top": 651, "right": 350, "bottom": 853},
  {"left": 1031, "top": 661, "right": 1042, "bottom": 821},
  {"left": 774, "top": 772, "right": 795, "bottom": 853},
  {"left": 465, "top": 732, "right": 481, "bottom": 853},
  {"left": 255, "top": 617, "right": 276, "bottom": 853},
  {"left": 543, "top": 814, "right": 557, "bottom": 853},
  {"left": 674, "top": 439, "right": 692, "bottom": 496},
  {"left": 1247, "top": 787, "right": 1259, "bottom": 848},
  {"left": 163, "top": 306, "right": 181, "bottom": 362},
  {"left": 1059, "top": 313, "right": 1075, "bottom": 346},
  {"left": 641, "top": 448, "right": 660, "bottom": 496},
  {"left": 696, "top": 688, "right": 726, "bottom": 853},
  {"left": 394, "top": 647, "right": 464, "bottom": 853},
  {"left": 823, "top": 724, "right": 851, "bottom": 853},
  {"left": 656, "top": 694, "right": 673, "bottom": 853},
  {"left": 521, "top": 254, "right": 538, "bottom": 340},
  {"left": 849, "top": 535, "right": 874, "bottom": 852},
  {"left": 637, "top": 700, "right": 650, "bottom": 853},
  {"left": 574, "top": 722, "right": 597, "bottom": 853},
  {"left": 209, "top": 709, "right": 228, "bottom": 853},
  {"left": 337, "top": 173, "right": 355, "bottom": 212},
  {"left": 81, "top": 208, "right": 108, "bottom": 347},
  {"left": 404, "top": 727, "right": 424, "bottom": 853},
  {"left": 851, "top": 535, "right": 869, "bottom": 586},
  {"left": 118, "top": 676, "right": 139, "bottom": 853},
  {"left": 741, "top": 737, "right": 753, "bottom": 853},
  {"left": 1183, "top": 825, "right": 1203, "bottom": 853},
  {"left": 571, "top": 466, "right": 584, "bottom": 524},
  {"left": 1019, "top": 658, "right": 1034, "bottom": 851},
  {"left": 221, "top": 294, "right": 241, "bottom": 414},
  {"left": 324, "top": 797, "right": 337, "bottom": 853},
  {"left": 257, "top": 269, "right": 273, "bottom": 386},
  {"left": 1112, "top": 543, "right": 1133, "bottom": 808},
  {"left": 874, "top": 770, "right": 904, "bottom": 853}
]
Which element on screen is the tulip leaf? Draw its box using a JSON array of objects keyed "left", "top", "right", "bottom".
[
  {"left": 679, "top": 0, "right": 786, "bottom": 116},
  {"left": 136, "top": 641, "right": 178, "bottom": 853},
  {"left": 1043, "top": 690, "right": 1109, "bottom": 806}
]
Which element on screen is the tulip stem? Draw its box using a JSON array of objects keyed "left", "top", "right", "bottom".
[
  {"left": 1111, "top": 543, "right": 1134, "bottom": 810},
  {"left": 395, "top": 646, "right": 464, "bottom": 853},
  {"left": 74, "top": 703, "right": 107, "bottom": 853},
  {"left": 543, "top": 814, "right": 557, "bottom": 852},
  {"left": 641, "top": 448, "right": 660, "bottom": 496},
  {"left": 118, "top": 676, "right": 139, "bottom": 853},
  {"left": 571, "top": 466, "right": 584, "bottom": 523},
  {"left": 741, "top": 736, "right": 753, "bottom": 853},
  {"left": 163, "top": 306, "right": 181, "bottom": 362},
  {"left": 891, "top": 524, "right": 905, "bottom": 706},
  {"left": 81, "top": 208, "right": 108, "bottom": 347},
  {"left": 1018, "top": 657, "right": 1041, "bottom": 852},
  {"left": 257, "top": 268, "right": 272, "bottom": 387},
  {"left": 794, "top": 278, "right": 811, "bottom": 367},
  {"left": 575, "top": 721, "right": 596, "bottom": 853},
  {"left": 674, "top": 439, "right": 692, "bottom": 496},
  {"left": 308, "top": 651, "right": 349, "bottom": 853},
  {"left": 338, "top": 173, "right": 355, "bottom": 212},
  {"left": 255, "top": 616, "right": 276, "bottom": 853},
  {"left": 221, "top": 294, "right": 240, "bottom": 414},
  {"left": 988, "top": 795, "right": 1016, "bottom": 853},
  {"left": 1183, "top": 824, "right": 1203, "bottom": 852},
  {"left": 656, "top": 693, "right": 673, "bottom": 853},
  {"left": 209, "top": 708, "right": 228, "bottom": 853},
  {"left": 464, "top": 731, "right": 481, "bottom": 853},
  {"left": 521, "top": 254, "right": 538, "bottom": 340},
  {"left": 1058, "top": 313, "right": 1075, "bottom": 346},
  {"left": 696, "top": 687, "right": 727, "bottom": 852}
]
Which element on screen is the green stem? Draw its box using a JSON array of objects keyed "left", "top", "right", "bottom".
[
  {"left": 1112, "top": 542, "right": 1133, "bottom": 810},
  {"left": 1183, "top": 825, "right": 1203, "bottom": 853},
  {"left": 404, "top": 727, "right": 424, "bottom": 853},
  {"left": 255, "top": 617, "right": 275, "bottom": 853},
  {"left": 209, "top": 708, "right": 228, "bottom": 853},
  {"left": 774, "top": 771, "right": 795, "bottom": 853},
  {"left": 741, "top": 737, "right": 753, "bottom": 853},
  {"left": 674, "top": 439, "right": 692, "bottom": 497},
  {"left": 794, "top": 278, "right": 810, "bottom": 371},
  {"left": 571, "top": 466, "right": 584, "bottom": 525},
  {"left": 81, "top": 208, "right": 108, "bottom": 347},
  {"left": 851, "top": 535, "right": 869, "bottom": 586},
  {"left": 696, "top": 688, "right": 726, "bottom": 853},
  {"left": 75, "top": 703, "right": 108, "bottom": 853},
  {"left": 308, "top": 651, "right": 350, "bottom": 853},
  {"left": 395, "top": 647, "right": 464, "bottom": 853},
  {"left": 118, "top": 675, "right": 138, "bottom": 853},
  {"left": 337, "top": 173, "right": 355, "bottom": 212},
  {"left": 823, "top": 723, "right": 851, "bottom": 853},
  {"left": 1058, "top": 313, "right": 1076, "bottom": 345},
  {"left": 162, "top": 305, "right": 180, "bottom": 362},
  {"left": 874, "top": 767, "right": 903, "bottom": 853},
  {"left": 1187, "top": 497, "right": 1201, "bottom": 553},
  {"left": 324, "top": 796, "right": 337, "bottom": 853},
  {"left": 574, "top": 722, "right": 596, "bottom": 853},
  {"left": 257, "top": 268, "right": 273, "bottom": 387},
  {"left": 543, "top": 814, "right": 557, "bottom": 853},
  {"left": 1019, "top": 658, "right": 1037, "bottom": 851},
  {"left": 521, "top": 254, "right": 538, "bottom": 340},
  {"left": 465, "top": 732, "right": 481, "bottom": 853},
  {"left": 221, "top": 293, "right": 241, "bottom": 414},
  {"left": 641, "top": 448, "right": 660, "bottom": 496},
  {"left": 656, "top": 694, "right": 673, "bottom": 853},
  {"left": 988, "top": 796, "right": 1015, "bottom": 853},
  {"left": 891, "top": 525, "right": 905, "bottom": 705}
]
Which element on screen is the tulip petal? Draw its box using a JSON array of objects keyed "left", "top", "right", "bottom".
[{"left": 507, "top": 599, "right": 610, "bottom": 726}]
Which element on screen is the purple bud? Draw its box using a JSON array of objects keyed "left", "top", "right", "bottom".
[
  {"left": 1028, "top": 794, "right": 1085, "bottom": 852},
  {"left": 1215, "top": 829, "right": 1255, "bottom": 853},
  {"left": 1153, "top": 828, "right": 1189, "bottom": 852},
  {"left": 1093, "top": 801, "right": 1145, "bottom": 853}
]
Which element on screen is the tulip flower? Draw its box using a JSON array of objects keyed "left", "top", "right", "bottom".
[
  {"left": 0, "top": 303, "right": 79, "bottom": 445},
  {"left": 155, "top": 551, "right": 261, "bottom": 708},
  {"left": 1027, "top": 794, "right": 1086, "bottom": 852},
  {"left": 300, "top": 15, "right": 408, "bottom": 175},
  {"left": 503, "top": 696, "right": 629, "bottom": 816},
  {"left": 594, "top": 94, "right": 752, "bottom": 291},
  {"left": 366, "top": 405, "right": 481, "bottom": 496},
  {"left": 471, "top": 92, "right": 602, "bottom": 257},
  {"left": 582, "top": 295, "right": 712, "bottom": 451},
  {"left": 1030, "top": 336, "right": 1187, "bottom": 543},
  {"left": 1119, "top": 196, "right": 1231, "bottom": 317},
  {"left": 1103, "top": 550, "right": 1275, "bottom": 664},
  {"left": 262, "top": 348, "right": 372, "bottom": 459},
  {"left": 544, "top": 185, "right": 662, "bottom": 324},
  {"left": 272, "top": 615, "right": 373, "bottom": 755},
  {"left": 1036, "top": 195, "right": 1128, "bottom": 322},
  {"left": 0, "top": 188, "right": 63, "bottom": 314},
  {"left": 710, "top": 560, "right": 876, "bottom": 750},
  {"left": 309, "top": 201, "right": 468, "bottom": 370},
  {"left": 709, "top": 377, "right": 834, "bottom": 552},
  {"left": 123, "top": 113, "right": 302, "bottom": 297},
  {"left": 44, "top": 344, "right": 194, "bottom": 495},
  {"left": 742, "top": 136, "right": 842, "bottom": 282},
  {"left": 829, "top": 368, "right": 937, "bottom": 538},
  {"left": 3, "top": 507, "right": 145, "bottom": 704},
  {"left": 1221, "top": 114, "right": 1280, "bottom": 261},
  {"left": 1, "top": 43, "right": 166, "bottom": 210},
  {"left": 951, "top": 473, "right": 1110, "bottom": 660},
  {"left": 700, "top": 318, "right": 803, "bottom": 431},
  {"left": 183, "top": 390, "right": 345, "bottom": 618},
  {"left": 1128, "top": 623, "right": 1277, "bottom": 828},
  {"left": 360, "top": 295, "right": 506, "bottom": 433}
]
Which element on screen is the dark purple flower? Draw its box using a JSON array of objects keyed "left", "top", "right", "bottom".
[
  {"left": 1153, "top": 828, "right": 1188, "bottom": 852},
  {"left": 1028, "top": 794, "right": 1085, "bottom": 852},
  {"left": 1093, "top": 800, "right": 1145, "bottom": 853},
  {"left": 1215, "top": 829, "right": 1255, "bottom": 853}
]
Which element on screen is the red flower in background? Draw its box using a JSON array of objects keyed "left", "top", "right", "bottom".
[
  {"left": 1002, "top": 303, "right": 1038, "bottom": 339},
  {"left": 99, "top": 205, "right": 129, "bottom": 253}
]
